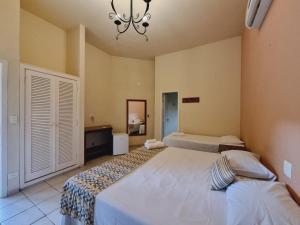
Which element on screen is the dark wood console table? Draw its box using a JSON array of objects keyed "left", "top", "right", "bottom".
[{"left": 84, "top": 125, "right": 113, "bottom": 162}]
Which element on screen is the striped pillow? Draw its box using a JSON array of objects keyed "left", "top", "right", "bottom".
[{"left": 211, "top": 156, "right": 235, "bottom": 191}]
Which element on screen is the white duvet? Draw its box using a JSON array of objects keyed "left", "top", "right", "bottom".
[
  {"left": 226, "top": 180, "right": 300, "bottom": 225},
  {"left": 94, "top": 148, "right": 226, "bottom": 225}
]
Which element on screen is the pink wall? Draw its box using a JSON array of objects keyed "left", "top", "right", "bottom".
[{"left": 241, "top": 0, "right": 300, "bottom": 204}]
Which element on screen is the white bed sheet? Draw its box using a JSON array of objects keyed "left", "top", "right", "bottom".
[
  {"left": 93, "top": 148, "right": 226, "bottom": 225},
  {"left": 163, "top": 134, "right": 222, "bottom": 152}
]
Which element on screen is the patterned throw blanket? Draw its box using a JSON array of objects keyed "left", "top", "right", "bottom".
[{"left": 60, "top": 148, "right": 163, "bottom": 225}]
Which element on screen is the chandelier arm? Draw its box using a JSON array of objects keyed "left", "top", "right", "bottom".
[
  {"left": 132, "top": 21, "right": 147, "bottom": 35},
  {"left": 117, "top": 19, "right": 132, "bottom": 34},
  {"left": 132, "top": 2, "right": 150, "bottom": 23},
  {"left": 111, "top": 0, "right": 130, "bottom": 23}
]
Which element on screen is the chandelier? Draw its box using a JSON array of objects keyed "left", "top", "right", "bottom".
[{"left": 109, "top": 0, "right": 152, "bottom": 41}]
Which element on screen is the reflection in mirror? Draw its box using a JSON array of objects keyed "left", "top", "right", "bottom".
[{"left": 127, "top": 100, "right": 147, "bottom": 136}]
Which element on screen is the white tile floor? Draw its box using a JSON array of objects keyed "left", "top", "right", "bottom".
[{"left": 0, "top": 154, "right": 115, "bottom": 225}]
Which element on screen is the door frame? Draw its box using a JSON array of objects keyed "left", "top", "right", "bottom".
[
  {"left": 19, "top": 64, "right": 81, "bottom": 188},
  {"left": 161, "top": 91, "right": 180, "bottom": 139},
  {"left": 0, "top": 60, "right": 8, "bottom": 197}
]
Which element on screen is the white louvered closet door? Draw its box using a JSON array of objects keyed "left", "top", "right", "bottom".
[
  {"left": 25, "top": 70, "right": 56, "bottom": 182},
  {"left": 55, "top": 77, "right": 78, "bottom": 171}
]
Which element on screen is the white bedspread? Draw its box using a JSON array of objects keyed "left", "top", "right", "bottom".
[
  {"left": 163, "top": 134, "right": 221, "bottom": 152},
  {"left": 93, "top": 148, "right": 226, "bottom": 225}
]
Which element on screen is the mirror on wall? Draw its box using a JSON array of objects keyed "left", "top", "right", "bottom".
[{"left": 127, "top": 99, "right": 147, "bottom": 136}]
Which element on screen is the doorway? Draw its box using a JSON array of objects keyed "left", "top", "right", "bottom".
[
  {"left": 162, "top": 92, "right": 179, "bottom": 138},
  {"left": 0, "top": 60, "right": 7, "bottom": 197}
]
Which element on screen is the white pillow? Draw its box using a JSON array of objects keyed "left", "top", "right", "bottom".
[
  {"left": 220, "top": 135, "right": 244, "bottom": 145},
  {"left": 221, "top": 150, "right": 276, "bottom": 180},
  {"left": 227, "top": 180, "right": 300, "bottom": 225}
]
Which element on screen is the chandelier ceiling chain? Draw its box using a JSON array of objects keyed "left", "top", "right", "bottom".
[{"left": 109, "top": 0, "right": 152, "bottom": 41}]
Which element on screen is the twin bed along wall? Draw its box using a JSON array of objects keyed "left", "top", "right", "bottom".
[{"left": 241, "top": 0, "right": 300, "bottom": 204}]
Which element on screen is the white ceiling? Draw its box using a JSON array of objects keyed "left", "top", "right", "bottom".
[{"left": 21, "top": 0, "right": 248, "bottom": 59}]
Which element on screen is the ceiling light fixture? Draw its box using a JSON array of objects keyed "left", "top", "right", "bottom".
[{"left": 109, "top": 0, "right": 152, "bottom": 41}]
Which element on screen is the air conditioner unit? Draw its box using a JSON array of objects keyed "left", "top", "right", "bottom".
[{"left": 245, "top": 0, "right": 273, "bottom": 29}]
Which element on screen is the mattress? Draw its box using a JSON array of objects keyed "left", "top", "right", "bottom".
[
  {"left": 163, "top": 134, "right": 222, "bottom": 152},
  {"left": 94, "top": 148, "right": 226, "bottom": 225}
]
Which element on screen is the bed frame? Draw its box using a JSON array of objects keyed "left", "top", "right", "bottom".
[{"left": 218, "top": 144, "right": 248, "bottom": 153}]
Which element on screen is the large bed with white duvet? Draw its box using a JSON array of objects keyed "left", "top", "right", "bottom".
[
  {"left": 95, "top": 148, "right": 226, "bottom": 225},
  {"left": 61, "top": 147, "right": 300, "bottom": 225},
  {"left": 62, "top": 148, "right": 226, "bottom": 225}
]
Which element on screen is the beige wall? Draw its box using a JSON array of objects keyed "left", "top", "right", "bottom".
[
  {"left": 110, "top": 57, "right": 155, "bottom": 146},
  {"left": 0, "top": 0, "right": 20, "bottom": 194},
  {"left": 85, "top": 43, "right": 112, "bottom": 126},
  {"left": 241, "top": 0, "right": 300, "bottom": 204},
  {"left": 85, "top": 44, "right": 155, "bottom": 145},
  {"left": 20, "top": 9, "right": 67, "bottom": 73},
  {"left": 155, "top": 36, "right": 241, "bottom": 140},
  {"left": 66, "top": 25, "right": 86, "bottom": 165}
]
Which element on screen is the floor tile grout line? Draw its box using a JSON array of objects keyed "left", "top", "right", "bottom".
[
  {"left": 0, "top": 190, "right": 61, "bottom": 224},
  {"left": 37, "top": 203, "right": 61, "bottom": 217},
  {"left": 25, "top": 195, "right": 37, "bottom": 206},
  {"left": 23, "top": 184, "right": 61, "bottom": 206},
  {"left": 45, "top": 181, "right": 64, "bottom": 193},
  {"left": 27, "top": 207, "right": 47, "bottom": 225},
  {"left": 21, "top": 181, "right": 50, "bottom": 198},
  {"left": 28, "top": 195, "right": 58, "bottom": 215},
  {"left": 0, "top": 205, "right": 38, "bottom": 224},
  {"left": 29, "top": 188, "right": 62, "bottom": 217},
  {"left": 46, "top": 210, "right": 60, "bottom": 225},
  {"left": 0, "top": 193, "right": 26, "bottom": 211},
  {"left": 30, "top": 215, "right": 55, "bottom": 225},
  {"left": 0, "top": 195, "right": 37, "bottom": 222}
]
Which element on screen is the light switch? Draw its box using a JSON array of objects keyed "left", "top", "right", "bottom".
[
  {"left": 283, "top": 160, "right": 292, "bottom": 179},
  {"left": 9, "top": 114, "right": 18, "bottom": 125}
]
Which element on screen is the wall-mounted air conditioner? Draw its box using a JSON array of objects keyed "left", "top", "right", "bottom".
[{"left": 245, "top": 0, "right": 273, "bottom": 29}]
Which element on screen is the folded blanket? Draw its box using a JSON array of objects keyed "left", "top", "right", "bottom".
[
  {"left": 172, "top": 132, "right": 185, "bottom": 136},
  {"left": 60, "top": 148, "right": 164, "bottom": 225},
  {"left": 145, "top": 139, "right": 157, "bottom": 144},
  {"left": 144, "top": 141, "right": 165, "bottom": 150}
]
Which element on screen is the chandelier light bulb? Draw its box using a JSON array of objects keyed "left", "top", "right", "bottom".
[{"left": 142, "top": 16, "right": 148, "bottom": 22}]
